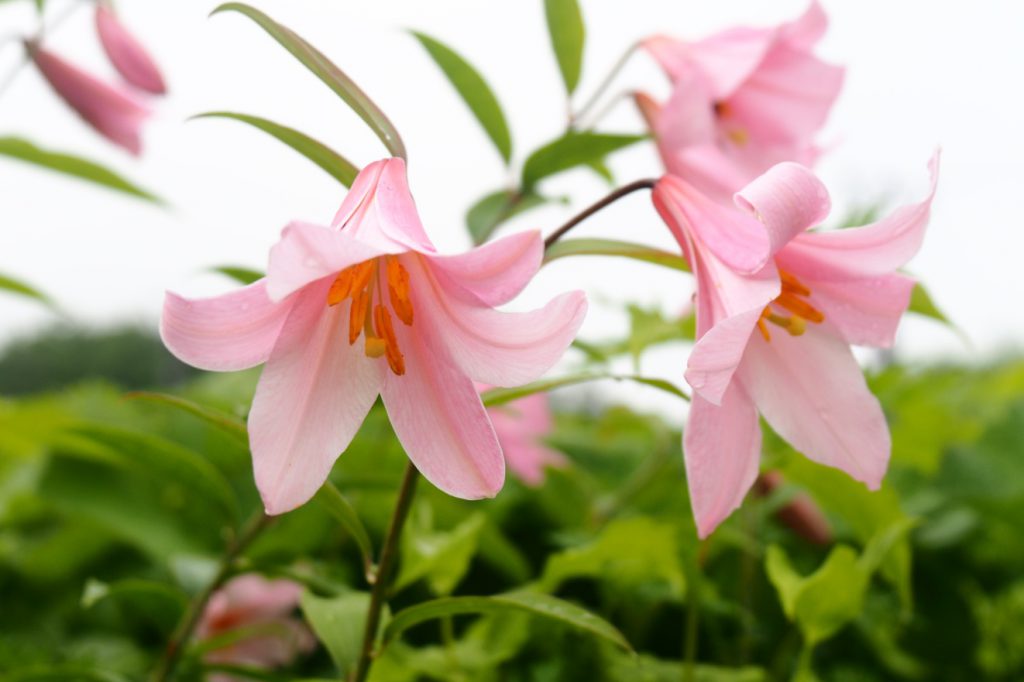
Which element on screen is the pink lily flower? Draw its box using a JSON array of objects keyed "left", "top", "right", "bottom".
[
  {"left": 95, "top": 2, "right": 167, "bottom": 95},
  {"left": 196, "top": 574, "right": 315, "bottom": 682},
  {"left": 641, "top": 1, "right": 844, "bottom": 201},
  {"left": 161, "top": 158, "right": 587, "bottom": 513},
  {"left": 652, "top": 155, "right": 938, "bottom": 537},
  {"left": 485, "top": 390, "right": 566, "bottom": 486},
  {"left": 26, "top": 40, "right": 150, "bottom": 155}
]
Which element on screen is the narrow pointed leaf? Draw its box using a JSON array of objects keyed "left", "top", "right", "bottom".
[
  {"left": 384, "top": 592, "right": 632, "bottom": 651},
  {"left": 314, "top": 482, "right": 374, "bottom": 578},
  {"left": 125, "top": 391, "right": 248, "bottom": 440},
  {"left": 522, "top": 132, "right": 646, "bottom": 189},
  {"left": 544, "top": 237, "right": 689, "bottom": 271},
  {"left": 411, "top": 32, "right": 512, "bottom": 163},
  {"left": 0, "top": 136, "right": 161, "bottom": 202},
  {"left": 211, "top": 3, "right": 406, "bottom": 159},
  {"left": 908, "top": 282, "right": 952, "bottom": 327},
  {"left": 192, "top": 112, "right": 359, "bottom": 186},
  {"left": 210, "top": 265, "right": 265, "bottom": 285},
  {"left": 482, "top": 371, "right": 688, "bottom": 406},
  {"left": 544, "top": 0, "right": 585, "bottom": 94},
  {"left": 0, "top": 272, "right": 57, "bottom": 309}
]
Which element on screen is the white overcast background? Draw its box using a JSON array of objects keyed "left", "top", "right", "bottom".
[{"left": 0, "top": 1, "right": 1020, "bottom": 418}]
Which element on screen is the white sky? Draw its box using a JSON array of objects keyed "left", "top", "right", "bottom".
[{"left": 0, "top": 0, "right": 1021, "bottom": 416}]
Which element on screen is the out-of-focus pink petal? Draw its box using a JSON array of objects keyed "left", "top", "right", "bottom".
[
  {"left": 738, "top": 326, "right": 890, "bottom": 488},
  {"left": 663, "top": 145, "right": 756, "bottom": 205},
  {"left": 777, "top": 153, "right": 939, "bottom": 278},
  {"left": 95, "top": 3, "right": 166, "bottom": 94},
  {"left": 414, "top": 255, "right": 587, "bottom": 387},
  {"left": 633, "top": 91, "right": 663, "bottom": 131},
  {"left": 427, "top": 231, "right": 542, "bottom": 306},
  {"left": 487, "top": 392, "right": 565, "bottom": 487},
  {"left": 734, "top": 162, "right": 832, "bottom": 255},
  {"left": 684, "top": 383, "right": 762, "bottom": 538},
  {"left": 220, "top": 575, "right": 304, "bottom": 619},
  {"left": 205, "top": 617, "right": 313, "bottom": 669},
  {"left": 264, "top": 221, "right": 388, "bottom": 301},
  {"left": 724, "top": 43, "right": 844, "bottom": 146},
  {"left": 160, "top": 281, "right": 292, "bottom": 372},
  {"left": 646, "top": 27, "right": 774, "bottom": 99},
  {"left": 332, "top": 159, "right": 435, "bottom": 253},
  {"left": 27, "top": 41, "right": 149, "bottom": 154},
  {"left": 779, "top": 0, "right": 829, "bottom": 50},
  {"left": 798, "top": 272, "right": 916, "bottom": 348},
  {"left": 381, "top": 314, "right": 504, "bottom": 500},
  {"left": 654, "top": 66, "right": 717, "bottom": 153},
  {"left": 249, "top": 283, "right": 384, "bottom": 514}
]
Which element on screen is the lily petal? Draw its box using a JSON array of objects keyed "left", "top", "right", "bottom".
[
  {"left": 381, "top": 313, "right": 505, "bottom": 500},
  {"left": 734, "top": 162, "right": 832, "bottom": 257},
  {"left": 738, "top": 326, "right": 890, "bottom": 488},
  {"left": 684, "top": 383, "right": 762, "bottom": 538},
  {"left": 414, "top": 256, "right": 587, "bottom": 387},
  {"left": 777, "top": 153, "right": 939, "bottom": 278},
  {"left": 265, "top": 221, "right": 388, "bottom": 301},
  {"left": 798, "top": 272, "right": 916, "bottom": 348},
  {"left": 161, "top": 280, "right": 291, "bottom": 371},
  {"left": 95, "top": 4, "right": 167, "bottom": 94},
  {"left": 779, "top": 0, "right": 829, "bottom": 50},
  {"left": 427, "top": 230, "right": 542, "bottom": 307},
  {"left": 249, "top": 282, "right": 384, "bottom": 514}
]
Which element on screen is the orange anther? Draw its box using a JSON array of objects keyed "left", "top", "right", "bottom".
[
  {"left": 349, "top": 288, "right": 370, "bottom": 345},
  {"left": 386, "top": 256, "right": 414, "bottom": 325},
  {"left": 779, "top": 270, "right": 811, "bottom": 297},
  {"left": 374, "top": 304, "right": 405, "bottom": 376},
  {"left": 757, "top": 316, "right": 771, "bottom": 342},
  {"left": 775, "top": 292, "right": 825, "bottom": 324}
]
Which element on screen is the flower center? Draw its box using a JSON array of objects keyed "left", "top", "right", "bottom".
[
  {"left": 326, "top": 255, "right": 413, "bottom": 376},
  {"left": 757, "top": 270, "right": 825, "bottom": 342},
  {"left": 713, "top": 100, "right": 749, "bottom": 147}
]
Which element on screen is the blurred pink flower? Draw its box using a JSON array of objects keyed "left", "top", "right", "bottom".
[
  {"left": 486, "top": 391, "right": 565, "bottom": 486},
  {"left": 652, "top": 155, "right": 938, "bottom": 537},
  {"left": 162, "top": 158, "right": 586, "bottom": 513},
  {"left": 641, "top": 1, "right": 843, "bottom": 201},
  {"left": 95, "top": 2, "right": 167, "bottom": 95},
  {"left": 26, "top": 40, "right": 149, "bottom": 154},
  {"left": 196, "top": 574, "right": 314, "bottom": 682}
]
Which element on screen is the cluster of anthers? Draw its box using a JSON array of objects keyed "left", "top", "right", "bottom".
[
  {"left": 327, "top": 255, "right": 413, "bottom": 376},
  {"left": 757, "top": 270, "right": 825, "bottom": 341}
]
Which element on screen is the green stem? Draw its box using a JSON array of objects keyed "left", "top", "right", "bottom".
[
  {"left": 350, "top": 462, "right": 420, "bottom": 682},
  {"left": 150, "top": 512, "right": 272, "bottom": 682},
  {"left": 570, "top": 41, "right": 639, "bottom": 129}
]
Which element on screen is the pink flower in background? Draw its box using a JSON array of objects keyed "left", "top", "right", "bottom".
[
  {"left": 641, "top": 1, "right": 843, "bottom": 201},
  {"left": 653, "top": 155, "right": 938, "bottom": 536},
  {"left": 162, "top": 158, "right": 587, "bottom": 513},
  {"left": 95, "top": 2, "right": 167, "bottom": 95},
  {"left": 486, "top": 391, "right": 565, "bottom": 486},
  {"left": 196, "top": 574, "right": 314, "bottom": 682},
  {"left": 26, "top": 40, "right": 150, "bottom": 154}
]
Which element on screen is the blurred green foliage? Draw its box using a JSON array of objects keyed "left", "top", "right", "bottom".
[{"left": 1, "top": 325, "right": 1023, "bottom": 681}]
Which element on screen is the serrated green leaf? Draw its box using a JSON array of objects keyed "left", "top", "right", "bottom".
[
  {"left": 466, "top": 189, "right": 554, "bottom": 245},
  {"left": 411, "top": 32, "right": 511, "bottom": 163},
  {"left": 211, "top": 3, "right": 405, "bottom": 159},
  {"left": 300, "top": 590, "right": 374, "bottom": 676},
  {"left": 384, "top": 591, "right": 632, "bottom": 651},
  {"left": 521, "top": 132, "right": 645, "bottom": 189},
  {"left": 543, "top": 237, "right": 689, "bottom": 271},
  {"left": 544, "top": 0, "right": 585, "bottom": 94},
  {"left": 314, "top": 482, "right": 374, "bottom": 578},
  {"left": 0, "top": 136, "right": 162, "bottom": 202},
  {"left": 0, "top": 272, "right": 56, "bottom": 310},
  {"left": 209, "top": 265, "right": 265, "bottom": 285},
  {"left": 191, "top": 111, "right": 359, "bottom": 186},
  {"left": 482, "top": 371, "right": 688, "bottom": 406}
]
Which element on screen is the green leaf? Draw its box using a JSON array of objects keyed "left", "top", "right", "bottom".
[
  {"left": 396, "top": 512, "right": 486, "bottom": 596},
  {"left": 125, "top": 391, "right": 247, "bottom": 441},
  {"left": 544, "top": 0, "right": 585, "bottom": 95},
  {"left": 411, "top": 32, "right": 512, "bottom": 164},
  {"left": 211, "top": 3, "right": 406, "bottom": 159},
  {"left": 384, "top": 591, "right": 632, "bottom": 651},
  {"left": 908, "top": 282, "right": 953, "bottom": 327},
  {"left": 544, "top": 237, "right": 689, "bottom": 272},
  {"left": 539, "top": 517, "right": 686, "bottom": 600},
  {"left": 81, "top": 578, "right": 187, "bottom": 632},
  {"left": 191, "top": 112, "right": 359, "bottom": 186},
  {"left": 210, "top": 265, "right": 265, "bottom": 285},
  {"left": 314, "top": 483, "right": 374, "bottom": 579},
  {"left": 521, "top": 132, "right": 646, "bottom": 189},
  {"left": 466, "top": 189, "right": 555, "bottom": 245},
  {"left": 0, "top": 272, "right": 56, "bottom": 310},
  {"left": 482, "top": 371, "right": 688, "bottom": 406},
  {"left": 300, "top": 590, "right": 374, "bottom": 676},
  {"left": 0, "top": 137, "right": 162, "bottom": 202}
]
